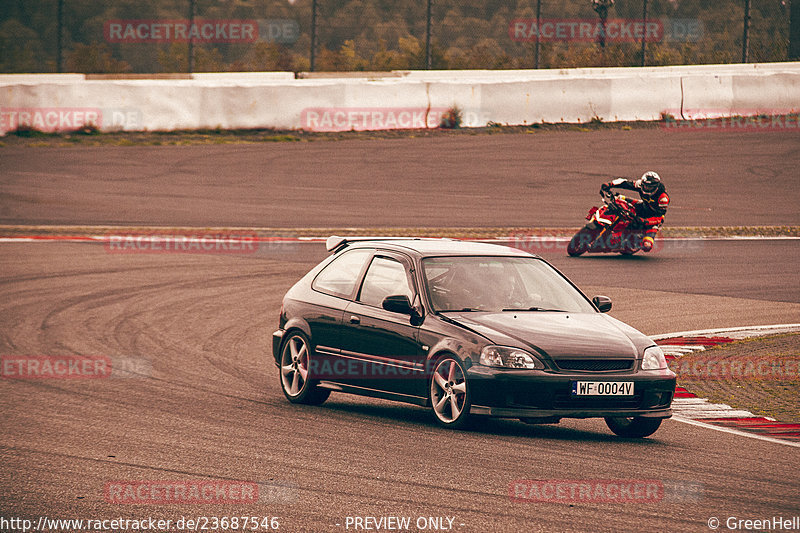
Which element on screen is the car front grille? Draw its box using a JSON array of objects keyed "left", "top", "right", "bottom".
[{"left": 553, "top": 359, "right": 634, "bottom": 372}]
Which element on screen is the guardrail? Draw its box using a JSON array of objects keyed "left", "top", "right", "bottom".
[{"left": 1, "top": 63, "right": 799, "bottom": 135}]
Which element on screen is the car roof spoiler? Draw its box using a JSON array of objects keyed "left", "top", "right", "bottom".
[
  {"left": 325, "top": 236, "right": 405, "bottom": 253},
  {"left": 325, "top": 235, "right": 453, "bottom": 253}
]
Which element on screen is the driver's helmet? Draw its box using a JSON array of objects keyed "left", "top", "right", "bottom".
[{"left": 637, "top": 171, "right": 662, "bottom": 198}]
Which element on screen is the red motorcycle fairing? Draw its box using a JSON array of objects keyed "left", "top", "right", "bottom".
[{"left": 568, "top": 194, "right": 652, "bottom": 256}]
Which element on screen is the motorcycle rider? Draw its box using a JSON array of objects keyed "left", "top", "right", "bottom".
[{"left": 600, "top": 171, "right": 669, "bottom": 252}]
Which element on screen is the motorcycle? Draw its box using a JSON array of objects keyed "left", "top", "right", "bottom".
[{"left": 567, "top": 190, "right": 652, "bottom": 257}]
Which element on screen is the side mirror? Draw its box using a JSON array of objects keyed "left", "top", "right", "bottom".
[
  {"left": 382, "top": 295, "right": 414, "bottom": 315},
  {"left": 592, "top": 295, "right": 612, "bottom": 313}
]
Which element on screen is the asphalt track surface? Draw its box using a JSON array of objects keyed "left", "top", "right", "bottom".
[
  {"left": 1, "top": 129, "right": 799, "bottom": 227},
  {"left": 1, "top": 130, "right": 799, "bottom": 533}
]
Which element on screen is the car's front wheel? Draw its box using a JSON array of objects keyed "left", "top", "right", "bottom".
[
  {"left": 429, "top": 356, "right": 471, "bottom": 429},
  {"left": 604, "top": 416, "right": 662, "bottom": 438},
  {"left": 279, "top": 331, "right": 330, "bottom": 405}
]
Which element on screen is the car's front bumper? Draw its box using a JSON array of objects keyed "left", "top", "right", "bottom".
[
  {"left": 469, "top": 405, "right": 672, "bottom": 419},
  {"left": 467, "top": 364, "right": 675, "bottom": 420}
]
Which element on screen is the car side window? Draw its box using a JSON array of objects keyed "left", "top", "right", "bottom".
[
  {"left": 358, "top": 256, "right": 413, "bottom": 308},
  {"left": 312, "top": 249, "right": 372, "bottom": 298}
]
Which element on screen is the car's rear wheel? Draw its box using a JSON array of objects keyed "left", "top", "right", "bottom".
[
  {"left": 279, "top": 331, "right": 330, "bottom": 405},
  {"left": 429, "top": 356, "right": 471, "bottom": 429},
  {"left": 604, "top": 416, "right": 662, "bottom": 438}
]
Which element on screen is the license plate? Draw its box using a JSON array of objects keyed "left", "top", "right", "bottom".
[{"left": 572, "top": 381, "right": 634, "bottom": 396}]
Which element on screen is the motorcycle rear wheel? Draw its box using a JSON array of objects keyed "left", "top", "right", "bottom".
[{"left": 567, "top": 228, "right": 598, "bottom": 256}]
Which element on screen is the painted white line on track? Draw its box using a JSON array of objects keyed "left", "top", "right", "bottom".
[
  {"left": 660, "top": 345, "right": 706, "bottom": 354},
  {"left": 676, "top": 410, "right": 759, "bottom": 419},
  {"left": 672, "top": 398, "right": 769, "bottom": 412},
  {"left": 672, "top": 397, "right": 758, "bottom": 419},
  {"left": 675, "top": 398, "right": 715, "bottom": 405},
  {"left": 672, "top": 416, "right": 800, "bottom": 448}
]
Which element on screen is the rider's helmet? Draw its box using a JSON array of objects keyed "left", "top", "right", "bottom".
[{"left": 637, "top": 171, "right": 662, "bottom": 199}]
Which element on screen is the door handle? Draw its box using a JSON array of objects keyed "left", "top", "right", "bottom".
[{"left": 349, "top": 315, "right": 361, "bottom": 324}]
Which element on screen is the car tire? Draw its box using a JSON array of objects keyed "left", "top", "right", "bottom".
[
  {"left": 604, "top": 416, "right": 662, "bottom": 438},
  {"left": 279, "top": 331, "right": 331, "bottom": 405},
  {"left": 429, "top": 356, "right": 472, "bottom": 429}
]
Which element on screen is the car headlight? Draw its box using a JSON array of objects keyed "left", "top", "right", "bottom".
[
  {"left": 642, "top": 345, "right": 667, "bottom": 370},
  {"left": 480, "top": 346, "right": 544, "bottom": 370}
]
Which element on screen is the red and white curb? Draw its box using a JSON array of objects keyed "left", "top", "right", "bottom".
[{"left": 653, "top": 324, "right": 800, "bottom": 447}]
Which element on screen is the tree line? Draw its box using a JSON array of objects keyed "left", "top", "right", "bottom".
[{"left": 0, "top": 0, "right": 791, "bottom": 73}]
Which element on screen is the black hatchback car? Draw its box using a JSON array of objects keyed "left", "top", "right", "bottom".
[{"left": 273, "top": 237, "right": 676, "bottom": 437}]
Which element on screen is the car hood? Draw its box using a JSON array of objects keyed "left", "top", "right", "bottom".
[{"left": 442, "top": 311, "right": 643, "bottom": 359}]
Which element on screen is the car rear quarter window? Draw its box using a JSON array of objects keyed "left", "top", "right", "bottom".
[{"left": 312, "top": 249, "right": 372, "bottom": 299}]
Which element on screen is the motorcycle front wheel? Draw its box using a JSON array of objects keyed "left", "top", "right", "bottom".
[{"left": 567, "top": 227, "right": 599, "bottom": 256}]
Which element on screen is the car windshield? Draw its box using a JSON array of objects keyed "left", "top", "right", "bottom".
[{"left": 422, "top": 256, "right": 596, "bottom": 313}]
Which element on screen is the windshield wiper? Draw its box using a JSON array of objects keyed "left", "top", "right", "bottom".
[
  {"left": 440, "top": 307, "right": 481, "bottom": 312},
  {"left": 502, "top": 307, "right": 567, "bottom": 312}
]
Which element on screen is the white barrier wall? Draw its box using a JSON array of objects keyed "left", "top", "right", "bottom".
[
  {"left": 1, "top": 63, "right": 799, "bottom": 134},
  {"left": 397, "top": 62, "right": 800, "bottom": 81}
]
